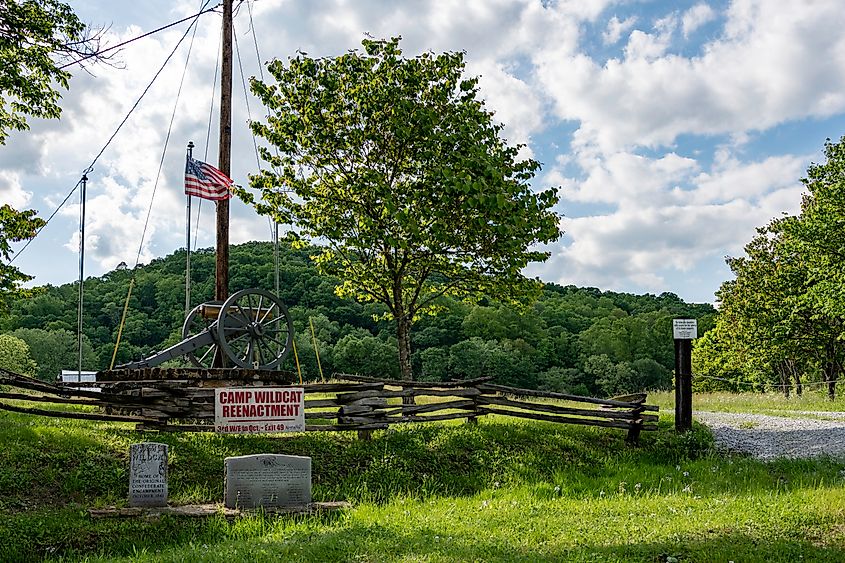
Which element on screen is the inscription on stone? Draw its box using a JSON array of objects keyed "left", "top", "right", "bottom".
[
  {"left": 129, "top": 442, "right": 168, "bottom": 507},
  {"left": 224, "top": 454, "right": 311, "bottom": 509}
]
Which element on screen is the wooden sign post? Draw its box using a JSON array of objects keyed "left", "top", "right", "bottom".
[{"left": 673, "top": 319, "right": 697, "bottom": 432}]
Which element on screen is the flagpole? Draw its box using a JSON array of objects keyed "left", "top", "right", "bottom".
[
  {"left": 214, "top": 0, "right": 232, "bottom": 367},
  {"left": 78, "top": 173, "right": 87, "bottom": 377},
  {"left": 186, "top": 142, "right": 193, "bottom": 319}
]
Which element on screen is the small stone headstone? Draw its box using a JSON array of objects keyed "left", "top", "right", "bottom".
[
  {"left": 128, "top": 442, "right": 168, "bottom": 507},
  {"left": 224, "top": 454, "right": 311, "bottom": 509}
]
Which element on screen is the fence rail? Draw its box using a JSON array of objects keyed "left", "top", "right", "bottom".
[{"left": 0, "top": 367, "right": 658, "bottom": 442}]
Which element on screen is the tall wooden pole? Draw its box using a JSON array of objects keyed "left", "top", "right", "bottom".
[
  {"left": 673, "top": 319, "right": 697, "bottom": 432},
  {"left": 213, "top": 0, "right": 233, "bottom": 367},
  {"left": 674, "top": 339, "right": 693, "bottom": 431},
  {"left": 216, "top": 0, "right": 232, "bottom": 304}
]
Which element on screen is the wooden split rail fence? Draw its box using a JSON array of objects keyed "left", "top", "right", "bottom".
[{"left": 0, "top": 367, "right": 659, "bottom": 443}]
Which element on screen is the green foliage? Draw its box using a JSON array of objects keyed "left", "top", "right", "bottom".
[
  {"left": 11, "top": 327, "right": 96, "bottom": 380},
  {"left": 0, "top": 241, "right": 714, "bottom": 394},
  {"left": 0, "top": 333, "right": 37, "bottom": 376},
  {"left": 698, "top": 137, "right": 845, "bottom": 398},
  {"left": 0, "top": 205, "right": 46, "bottom": 311},
  {"left": 242, "top": 36, "right": 562, "bottom": 378},
  {"left": 333, "top": 333, "right": 400, "bottom": 378}
]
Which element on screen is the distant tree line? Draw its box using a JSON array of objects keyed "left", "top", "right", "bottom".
[{"left": 0, "top": 241, "right": 714, "bottom": 397}]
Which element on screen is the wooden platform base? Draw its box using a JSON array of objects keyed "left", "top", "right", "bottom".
[{"left": 88, "top": 501, "right": 350, "bottom": 519}]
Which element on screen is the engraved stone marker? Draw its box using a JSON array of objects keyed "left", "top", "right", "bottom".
[
  {"left": 129, "top": 442, "right": 168, "bottom": 507},
  {"left": 224, "top": 454, "right": 311, "bottom": 509}
]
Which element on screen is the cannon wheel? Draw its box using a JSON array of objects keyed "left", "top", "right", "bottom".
[
  {"left": 217, "top": 288, "right": 294, "bottom": 370},
  {"left": 182, "top": 304, "right": 219, "bottom": 368}
]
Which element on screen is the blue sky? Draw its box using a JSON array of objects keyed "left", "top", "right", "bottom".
[{"left": 4, "top": 0, "right": 845, "bottom": 304}]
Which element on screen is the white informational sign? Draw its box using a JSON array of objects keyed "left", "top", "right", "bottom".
[
  {"left": 215, "top": 387, "right": 305, "bottom": 434},
  {"left": 673, "top": 319, "right": 698, "bottom": 340}
]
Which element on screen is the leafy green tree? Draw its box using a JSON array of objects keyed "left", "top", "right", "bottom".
[
  {"left": 698, "top": 139, "right": 845, "bottom": 399},
  {"left": 11, "top": 327, "right": 96, "bottom": 381},
  {"left": 418, "top": 347, "right": 449, "bottom": 382},
  {"left": 242, "top": 37, "right": 562, "bottom": 379},
  {"left": 0, "top": 0, "right": 108, "bottom": 143},
  {"left": 536, "top": 366, "right": 591, "bottom": 396},
  {"left": 0, "top": 333, "right": 37, "bottom": 376},
  {"left": 0, "top": 205, "right": 46, "bottom": 311},
  {"left": 448, "top": 338, "right": 490, "bottom": 381},
  {"left": 333, "top": 333, "right": 399, "bottom": 379},
  {"left": 783, "top": 137, "right": 845, "bottom": 398}
]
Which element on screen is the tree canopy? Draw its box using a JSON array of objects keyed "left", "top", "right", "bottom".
[
  {"left": 694, "top": 137, "right": 845, "bottom": 398},
  {"left": 0, "top": 204, "right": 45, "bottom": 312},
  {"left": 0, "top": 240, "right": 713, "bottom": 394},
  {"left": 242, "top": 37, "right": 562, "bottom": 378}
]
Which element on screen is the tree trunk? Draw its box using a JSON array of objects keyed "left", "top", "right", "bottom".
[
  {"left": 778, "top": 363, "right": 790, "bottom": 399},
  {"left": 395, "top": 308, "right": 415, "bottom": 406},
  {"left": 823, "top": 362, "right": 837, "bottom": 401},
  {"left": 794, "top": 370, "right": 803, "bottom": 397},
  {"left": 397, "top": 315, "right": 413, "bottom": 379}
]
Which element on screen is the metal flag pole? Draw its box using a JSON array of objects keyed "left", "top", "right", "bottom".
[
  {"left": 186, "top": 141, "right": 194, "bottom": 318},
  {"left": 77, "top": 174, "right": 87, "bottom": 376}
]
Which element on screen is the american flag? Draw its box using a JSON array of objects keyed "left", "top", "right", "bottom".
[{"left": 185, "top": 156, "right": 234, "bottom": 201}]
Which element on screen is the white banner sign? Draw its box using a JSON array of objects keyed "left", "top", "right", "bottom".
[
  {"left": 215, "top": 387, "right": 305, "bottom": 434},
  {"left": 673, "top": 319, "right": 698, "bottom": 340}
]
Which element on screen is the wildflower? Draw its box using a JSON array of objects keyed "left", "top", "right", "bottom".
[
  {"left": 683, "top": 471, "right": 690, "bottom": 477},
  {"left": 553, "top": 485, "right": 561, "bottom": 494},
  {"left": 682, "top": 485, "right": 692, "bottom": 493},
  {"left": 599, "top": 490, "right": 605, "bottom": 497},
  {"left": 480, "top": 500, "right": 489, "bottom": 509},
  {"left": 634, "top": 483, "right": 641, "bottom": 493}
]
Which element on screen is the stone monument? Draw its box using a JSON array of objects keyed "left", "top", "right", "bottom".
[
  {"left": 129, "top": 442, "right": 168, "bottom": 507},
  {"left": 224, "top": 454, "right": 311, "bottom": 509}
]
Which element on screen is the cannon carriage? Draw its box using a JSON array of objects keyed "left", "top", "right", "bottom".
[{"left": 120, "top": 288, "right": 293, "bottom": 370}]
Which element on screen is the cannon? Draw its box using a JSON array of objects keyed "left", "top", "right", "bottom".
[{"left": 120, "top": 288, "right": 294, "bottom": 370}]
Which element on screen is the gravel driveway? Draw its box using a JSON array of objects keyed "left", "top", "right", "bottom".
[{"left": 695, "top": 411, "right": 845, "bottom": 460}]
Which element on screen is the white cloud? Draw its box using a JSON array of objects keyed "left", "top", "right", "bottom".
[
  {"left": 0, "top": 171, "right": 31, "bottom": 208},
  {"left": 563, "top": 150, "right": 698, "bottom": 204},
  {"left": 690, "top": 153, "right": 806, "bottom": 205},
  {"left": 603, "top": 16, "right": 637, "bottom": 45},
  {"left": 471, "top": 60, "right": 545, "bottom": 152},
  {"left": 6, "top": 0, "right": 845, "bottom": 305},
  {"left": 682, "top": 3, "right": 716, "bottom": 38},
  {"left": 536, "top": 0, "right": 845, "bottom": 152},
  {"left": 543, "top": 147, "right": 808, "bottom": 295}
]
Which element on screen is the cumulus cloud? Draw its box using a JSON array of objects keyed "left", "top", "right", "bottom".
[
  {"left": 536, "top": 0, "right": 845, "bottom": 152},
  {"left": 682, "top": 3, "right": 717, "bottom": 38},
  {"left": 603, "top": 15, "right": 637, "bottom": 45},
  {"left": 6, "top": 0, "right": 845, "bottom": 304},
  {"left": 0, "top": 171, "right": 31, "bottom": 209}
]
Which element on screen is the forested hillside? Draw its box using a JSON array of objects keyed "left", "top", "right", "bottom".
[{"left": 0, "top": 241, "right": 714, "bottom": 396}]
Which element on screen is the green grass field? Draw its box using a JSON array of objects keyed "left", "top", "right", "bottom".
[{"left": 0, "top": 393, "right": 844, "bottom": 562}]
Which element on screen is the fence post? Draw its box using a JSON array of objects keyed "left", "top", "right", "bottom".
[
  {"left": 626, "top": 399, "right": 645, "bottom": 445},
  {"left": 673, "top": 319, "right": 697, "bottom": 432}
]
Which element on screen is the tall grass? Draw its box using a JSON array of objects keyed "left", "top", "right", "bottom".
[
  {"left": 650, "top": 389, "right": 845, "bottom": 415},
  {"left": 0, "top": 398, "right": 843, "bottom": 562}
]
